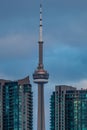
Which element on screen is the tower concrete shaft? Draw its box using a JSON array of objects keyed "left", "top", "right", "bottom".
[
  {"left": 38, "top": 84, "right": 45, "bottom": 130},
  {"left": 33, "top": 3, "right": 49, "bottom": 130}
]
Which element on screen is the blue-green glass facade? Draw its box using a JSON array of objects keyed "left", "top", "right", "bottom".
[
  {"left": 54, "top": 85, "right": 76, "bottom": 130},
  {"left": 3, "top": 82, "right": 19, "bottom": 130},
  {"left": 0, "top": 77, "right": 33, "bottom": 130},
  {"left": 0, "top": 83, "right": 3, "bottom": 129},
  {"left": 65, "top": 90, "right": 87, "bottom": 130},
  {"left": 50, "top": 92, "right": 55, "bottom": 130},
  {"left": 50, "top": 86, "right": 87, "bottom": 130}
]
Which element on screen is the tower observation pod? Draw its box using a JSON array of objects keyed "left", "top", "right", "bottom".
[{"left": 33, "top": 3, "right": 49, "bottom": 130}]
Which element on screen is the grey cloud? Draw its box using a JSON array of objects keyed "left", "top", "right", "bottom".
[
  {"left": 0, "top": 34, "right": 37, "bottom": 60},
  {"left": 0, "top": 0, "right": 35, "bottom": 18},
  {"left": 45, "top": 0, "right": 87, "bottom": 11},
  {"left": 44, "top": 11, "right": 87, "bottom": 48},
  {"left": 45, "top": 45, "right": 87, "bottom": 83}
]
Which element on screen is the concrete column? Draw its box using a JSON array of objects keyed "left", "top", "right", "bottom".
[{"left": 37, "top": 84, "right": 45, "bottom": 130}]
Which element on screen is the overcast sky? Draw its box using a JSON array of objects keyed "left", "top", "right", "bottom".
[{"left": 0, "top": 0, "right": 87, "bottom": 129}]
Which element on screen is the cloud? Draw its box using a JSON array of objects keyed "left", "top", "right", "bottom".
[
  {"left": 44, "top": 45, "right": 87, "bottom": 83},
  {"left": 74, "top": 79, "right": 87, "bottom": 89},
  {"left": 0, "top": 33, "right": 37, "bottom": 60},
  {"left": 0, "top": 33, "right": 38, "bottom": 80},
  {"left": 44, "top": 11, "right": 87, "bottom": 49},
  {"left": 0, "top": 0, "right": 38, "bottom": 19}
]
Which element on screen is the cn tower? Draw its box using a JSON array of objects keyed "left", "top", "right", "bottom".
[{"left": 33, "top": 2, "right": 49, "bottom": 130}]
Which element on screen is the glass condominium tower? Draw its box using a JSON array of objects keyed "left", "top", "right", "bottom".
[
  {"left": 50, "top": 92, "right": 55, "bottom": 130},
  {"left": 65, "top": 89, "right": 87, "bottom": 130},
  {"left": 50, "top": 85, "right": 78, "bottom": 130},
  {"left": 0, "top": 76, "right": 33, "bottom": 130},
  {"left": 50, "top": 85, "right": 87, "bottom": 130}
]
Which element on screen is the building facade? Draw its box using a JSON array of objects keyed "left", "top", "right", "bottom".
[
  {"left": 50, "top": 85, "right": 76, "bottom": 130},
  {"left": 50, "top": 92, "right": 55, "bottom": 130},
  {"left": 0, "top": 76, "right": 33, "bottom": 130},
  {"left": 65, "top": 89, "right": 87, "bottom": 130},
  {"left": 55, "top": 85, "right": 76, "bottom": 130}
]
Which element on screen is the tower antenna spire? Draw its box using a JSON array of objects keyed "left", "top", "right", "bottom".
[
  {"left": 38, "top": 1, "right": 44, "bottom": 68},
  {"left": 39, "top": 2, "right": 43, "bottom": 42}
]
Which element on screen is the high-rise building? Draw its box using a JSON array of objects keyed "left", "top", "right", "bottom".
[
  {"left": 65, "top": 89, "right": 87, "bottom": 130},
  {"left": 33, "top": 3, "right": 49, "bottom": 130},
  {"left": 50, "top": 85, "right": 76, "bottom": 130},
  {"left": 0, "top": 76, "right": 33, "bottom": 130},
  {"left": 50, "top": 85, "right": 87, "bottom": 130},
  {"left": 50, "top": 92, "right": 55, "bottom": 130}
]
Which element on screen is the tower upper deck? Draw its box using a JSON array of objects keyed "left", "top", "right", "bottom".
[
  {"left": 33, "top": 3, "right": 49, "bottom": 84},
  {"left": 33, "top": 67, "right": 49, "bottom": 84}
]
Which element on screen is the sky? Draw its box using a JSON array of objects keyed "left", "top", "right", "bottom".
[{"left": 0, "top": 0, "right": 87, "bottom": 129}]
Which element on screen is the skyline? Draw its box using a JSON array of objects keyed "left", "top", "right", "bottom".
[{"left": 0, "top": 0, "right": 87, "bottom": 130}]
